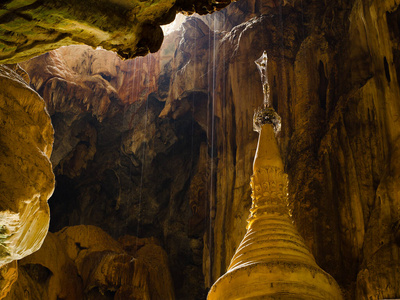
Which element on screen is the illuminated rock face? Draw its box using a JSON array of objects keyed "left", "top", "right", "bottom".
[
  {"left": 0, "top": 262, "right": 17, "bottom": 300},
  {"left": 208, "top": 123, "right": 343, "bottom": 299},
  {"left": 4, "top": 225, "right": 175, "bottom": 300},
  {"left": 0, "top": 0, "right": 233, "bottom": 64},
  {"left": 0, "top": 64, "right": 54, "bottom": 299},
  {"left": 0, "top": 65, "right": 54, "bottom": 267}
]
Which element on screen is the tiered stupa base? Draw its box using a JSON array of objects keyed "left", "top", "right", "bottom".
[{"left": 208, "top": 115, "right": 342, "bottom": 300}]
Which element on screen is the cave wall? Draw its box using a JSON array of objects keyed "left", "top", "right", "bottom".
[
  {"left": 147, "top": 0, "right": 400, "bottom": 297},
  {"left": 180, "top": 1, "right": 400, "bottom": 299},
  {"left": 0, "top": 1, "right": 235, "bottom": 298},
  {"left": 0, "top": 64, "right": 54, "bottom": 297},
  {"left": 18, "top": 43, "right": 209, "bottom": 298},
  {"left": 4, "top": 225, "right": 175, "bottom": 300}
]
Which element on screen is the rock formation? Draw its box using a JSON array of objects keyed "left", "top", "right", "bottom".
[
  {"left": 0, "top": 64, "right": 54, "bottom": 297},
  {"left": 3, "top": 231, "right": 83, "bottom": 300},
  {"left": 0, "top": 262, "right": 17, "bottom": 300},
  {"left": 4, "top": 225, "right": 174, "bottom": 300},
  {"left": 19, "top": 40, "right": 209, "bottom": 298},
  {"left": 0, "top": 0, "right": 233, "bottom": 64}
]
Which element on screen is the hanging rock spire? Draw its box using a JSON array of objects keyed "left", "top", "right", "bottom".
[
  {"left": 255, "top": 50, "right": 271, "bottom": 107},
  {"left": 254, "top": 51, "right": 281, "bottom": 133}
]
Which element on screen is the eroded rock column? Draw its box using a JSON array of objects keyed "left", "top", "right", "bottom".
[
  {"left": 0, "top": 64, "right": 55, "bottom": 297},
  {"left": 208, "top": 108, "right": 343, "bottom": 299}
]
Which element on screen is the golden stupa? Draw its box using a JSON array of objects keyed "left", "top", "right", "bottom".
[{"left": 207, "top": 52, "right": 343, "bottom": 300}]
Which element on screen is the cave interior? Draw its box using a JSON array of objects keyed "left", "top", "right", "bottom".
[{"left": 1, "top": 0, "right": 400, "bottom": 299}]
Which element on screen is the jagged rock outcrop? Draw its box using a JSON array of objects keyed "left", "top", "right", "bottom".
[
  {"left": 0, "top": 0, "right": 234, "bottom": 64},
  {"left": 158, "top": 1, "right": 399, "bottom": 299},
  {"left": 4, "top": 225, "right": 174, "bottom": 300},
  {"left": 0, "top": 64, "right": 54, "bottom": 297},
  {"left": 4, "top": 232, "right": 83, "bottom": 300},
  {"left": 119, "top": 235, "right": 175, "bottom": 300}
]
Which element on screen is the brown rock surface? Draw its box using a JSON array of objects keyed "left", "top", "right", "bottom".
[
  {"left": 57, "top": 226, "right": 174, "bottom": 300},
  {"left": 20, "top": 38, "right": 209, "bottom": 297},
  {"left": 0, "top": 262, "right": 17, "bottom": 300},
  {"left": 5, "top": 226, "right": 174, "bottom": 300},
  {"left": 119, "top": 235, "right": 175, "bottom": 300},
  {"left": 3, "top": 232, "right": 83, "bottom": 300},
  {"left": 0, "top": 0, "right": 234, "bottom": 64},
  {"left": 0, "top": 63, "right": 54, "bottom": 298},
  {"left": 154, "top": 0, "right": 400, "bottom": 297}
]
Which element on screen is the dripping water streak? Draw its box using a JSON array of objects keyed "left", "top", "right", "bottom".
[
  {"left": 278, "top": 2, "right": 285, "bottom": 114},
  {"left": 300, "top": 0, "right": 305, "bottom": 39},
  {"left": 206, "top": 16, "right": 212, "bottom": 286},
  {"left": 189, "top": 19, "right": 197, "bottom": 236},
  {"left": 125, "top": 57, "right": 139, "bottom": 237},
  {"left": 137, "top": 56, "right": 149, "bottom": 245},
  {"left": 210, "top": 13, "right": 218, "bottom": 286},
  {"left": 191, "top": 20, "right": 197, "bottom": 188}
]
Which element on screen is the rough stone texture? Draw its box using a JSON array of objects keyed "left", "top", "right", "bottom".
[
  {"left": 0, "top": 63, "right": 54, "bottom": 298},
  {"left": 119, "top": 235, "right": 175, "bottom": 300},
  {"left": 21, "top": 40, "right": 208, "bottom": 298},
  {"left": 4, "top": 226, "right": 174, "bottom": 300},
  {"left": 0, "top": 262, "right": 17, "bottom": 300},
  {"left": 0, "top": 0, "right": 234, "bottom": 64},
  {"left": 174, "top": 1, "right": 400, "bottom": 299},
  {"left": 147, "top": 0, "right": 400, "bottom": 298},
  {"left": 3, "top": 232, "right": 83, "bottom": 300}
]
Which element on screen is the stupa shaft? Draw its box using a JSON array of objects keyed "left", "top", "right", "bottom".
[{"left": 207, "top": 111, "right": 343, "bottom": 299}]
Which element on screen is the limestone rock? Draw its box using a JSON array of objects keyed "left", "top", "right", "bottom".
[
  {"left": 0, "top": 0, "right": 234, "bottom": 64},
  {"left": 56, "top": 225, "right": 174, "bottom": 300},
  {"left": 0, "top": 65, "right": 54, "bottom": 268},
  {"left": 120, "top": 235, "right": 175, "bottom": 300},
  {"left": 5, "top": 226, "right": 175, "bottom": 300},
  {"left": 20, "top": 49, "right": 124, "bottom": 122},
  {"left": 21, "top": 40, "right": 208, "bottom": 297},
  {"left": 3, "top": 232, "right": 83, "bottom": 300},
  {"left": 0, "top": 262, "right": 17, "bottom": 300}
]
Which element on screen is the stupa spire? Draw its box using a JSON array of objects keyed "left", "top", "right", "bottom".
[{"left": 207, "top": 52, "right": 343, "bottom": 300}]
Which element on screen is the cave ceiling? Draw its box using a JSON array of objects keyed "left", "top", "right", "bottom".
[{"left": 0, "top": 0, "right": 234, "bottom": 64}]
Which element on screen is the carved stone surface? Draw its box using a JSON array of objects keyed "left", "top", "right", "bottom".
[{"left": 249, "top": 167, "right": 289, "bottom": 220}]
